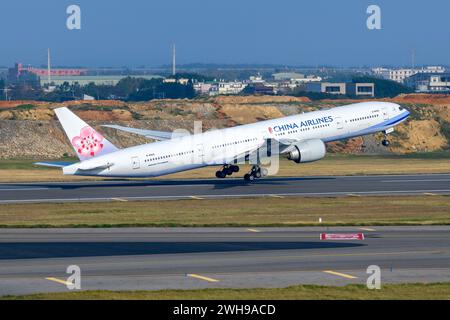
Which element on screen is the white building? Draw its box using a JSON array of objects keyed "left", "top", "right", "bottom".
[
  {"left": 193, "top": 82, "right": 213, "bottom": 95},
  {"left": 405, "top": 73, "right": 450, "bottom": 92},
  {"left": 163, "top": 78, "right": 190, "bottom": 85},
  {"left": 289, "top": 75, "right": 322, "bottom": 88},
  {"left": 372, "top": 66, "right": 446, "bottom": 83},
  {"left": 249, "top": 74, "right": 264, "bottom": 83},
  {"left": 217, "top": 81, "right": 248, "bottom": 95}
]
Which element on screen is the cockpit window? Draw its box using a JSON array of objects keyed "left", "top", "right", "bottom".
[{"left": 399, "top": 106, "right": 404, "bottom": 110}]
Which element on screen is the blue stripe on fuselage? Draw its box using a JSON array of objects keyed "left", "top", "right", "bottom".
[{"left": 323, "top": 111, "right": 410, "bottom": 142}]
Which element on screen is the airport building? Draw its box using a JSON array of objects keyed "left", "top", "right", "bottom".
[
  {"left": 217, "top": 81, "right": 248, "bottom": 95},
  {"left": 372, "top": 66, "right": 446, "bottom": 83},
  {"left": 346, "top": 83, "right": 375, "bottom": 97},
  {"left": 305, "top": 82, "right": 374, "bottom": 97},
  {"left": 405, "top": 73, "right": 450, "bottom": 92},
  {"left": 9, "top": 62, "right": 87, "bottom": 78},
  {"left": 272, "top": 72, "right": 322, "bottom": 84},
  {"left": 193, "top": 82, "right": 214, "bottom": 95},
  {"left": 40, "top": 75, "right": 162, "bottom": 87}
]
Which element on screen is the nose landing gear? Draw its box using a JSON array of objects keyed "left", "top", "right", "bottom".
[{"left": 381, "top": 128, "right": 394, "bottom": 148}]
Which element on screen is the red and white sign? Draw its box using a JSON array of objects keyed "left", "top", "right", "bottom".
[{"left": 320, "top": 233, "right": 364, "bottom": 240}]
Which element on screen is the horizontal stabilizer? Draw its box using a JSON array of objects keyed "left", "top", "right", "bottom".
[
  {"left": 103, "top": 124, "right": 188, "bottom": 141},
  {"left": 34, "top": 162, "right": 75, "bottom": 168}
]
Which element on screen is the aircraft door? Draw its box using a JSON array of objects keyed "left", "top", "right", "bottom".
[
  {"left": 335, "top": 117, "right": 344, "bottom": 129},
  {"left": 131, "top": 156, "right": 140, "bottom": 169},
  {"left": 382, "top": 107, "right": 389, "bottom": 120},
  {"left": 195, "top": 143, "right": 204, "bottom": 164}
]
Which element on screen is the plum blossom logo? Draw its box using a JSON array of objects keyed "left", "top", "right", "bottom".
[
  {"left": 72, "top": 126, "right": 104, "bottom": 157},
  {"left": 268, "top": 127, "right": 273, "bottom": 134}
]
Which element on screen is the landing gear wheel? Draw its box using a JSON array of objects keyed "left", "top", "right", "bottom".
[
  {"left": 244, "top": 165, "right": 266, "bottom": 182},
  {"left": 216, "top": 170, "right": 226, "bottom": 178},
  {"left": 216, "top": 165, "right": 239, "bottom": 178},
  {"left": 260, "top": 168, "right": 268, "bottom": 177},
  {"left": 244, "top": 173, "right": 254, "bottom": 181},
  {"left": 382, "top": 139, "right": 390, "bottom": 147}
]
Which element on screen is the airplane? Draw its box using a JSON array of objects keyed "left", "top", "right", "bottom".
[{"left": 35, "top": 101, "right": 410, "bottom": 181}]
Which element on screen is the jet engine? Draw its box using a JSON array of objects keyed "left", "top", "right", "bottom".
[{"left": 286, "top": 139, "right": 326, "bottom": 163}]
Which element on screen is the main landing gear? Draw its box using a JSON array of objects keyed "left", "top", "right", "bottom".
[
  {"left": 215, "top": 164, "right": 268, "bottom": 182},
  {"left": 244, "top": 165, "right": 268, "bottom": 182},
  {"left": 215, "top": 164, "right": 239, "bottom": 178}
]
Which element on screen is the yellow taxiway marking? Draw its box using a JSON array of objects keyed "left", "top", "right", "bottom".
[
  {"left": 323, "top": 270, "right": 357, "bottom": 279},
  {"left": 189, "top": 196, "right": 204, "bottom": 200},
  {"left": 247, "top": 228, "right": 261, "bottom": 233},
  {"left": 45, "top": 277, "right": 73, "bottom": 286},
  {"left": 111, "top": 197, "right": 128, "bottom": 202},
  {"left": 187, "top": 274, "right": 219, "bottom": 283},
  {"left": 423, "top": 192, "right": 438, "bottom": 196},
  {"left": 269, "top": 194, "right": 284, "bottom": 198},
  {"left": 359, "top": 227, "right": 376, "bottom": 231}
]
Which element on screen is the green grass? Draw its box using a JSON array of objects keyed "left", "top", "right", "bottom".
[
  {"left": 0, "top": 158, "right": 77, "bottom": 170},
  {"left": 15, "top": 104, "right": 36, "bottom": 110},
  {"left": 3, "top": 283, "right": 449, "bottom": 300},
  {"left": 0, "top": 196, "right": 448, "bottom": 228}
]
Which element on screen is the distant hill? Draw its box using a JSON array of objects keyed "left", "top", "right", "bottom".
[{"left": 0, "top": 94, "right": 449, "bottom": 159}]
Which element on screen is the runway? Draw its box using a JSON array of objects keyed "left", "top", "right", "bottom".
[
  {"left": 0, "top": 226, "right": 449, "bottom": 295},
  {"left": 1, "top": 173, "right": 450, "bottom": 203}
]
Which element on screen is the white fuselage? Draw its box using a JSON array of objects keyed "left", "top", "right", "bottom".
[{"left": 63, "top": 101, "right": 409, "bottom": 177}]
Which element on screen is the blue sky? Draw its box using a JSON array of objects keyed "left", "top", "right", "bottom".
[{"left": 1, "top": 0, "right": 449, "bottom": 67}]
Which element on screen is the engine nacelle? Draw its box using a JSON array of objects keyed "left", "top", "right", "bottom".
[{"left": 286, "top": 139, "right": 326, "bottom": 163}]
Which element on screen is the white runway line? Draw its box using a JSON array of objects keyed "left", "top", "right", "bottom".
[
  {"left": 381, "top": 179, "right": 450, "bottom": 183},
  {"left": 0, "top": 188, "right": 50, "bottom": 191},
  {"left": 1, "top": 189, "right": 450, "bottom": 204}
]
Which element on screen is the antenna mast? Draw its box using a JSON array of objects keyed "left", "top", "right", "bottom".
[
  {"left": 47, "top": 48, "right": 51, "bottom": 85},
  {"left": 172, "top": 43, "right": 176, "bottom": 76}
]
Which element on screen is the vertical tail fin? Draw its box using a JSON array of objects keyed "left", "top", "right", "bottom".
[{"left": 55, "top": 107, "right": 119, "bottom": 161}]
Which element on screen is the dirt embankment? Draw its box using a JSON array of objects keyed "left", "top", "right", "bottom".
[{"left": 0, "top": 94, "right": 449, "bottom": 159}]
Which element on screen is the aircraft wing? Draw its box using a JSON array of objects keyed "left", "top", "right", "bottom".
[
  {"left": 272, "top": 137, "right": 304, "bottom": 154},
  {"left": 102, "top": 124, "right": 184, "bottom": 141}
]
